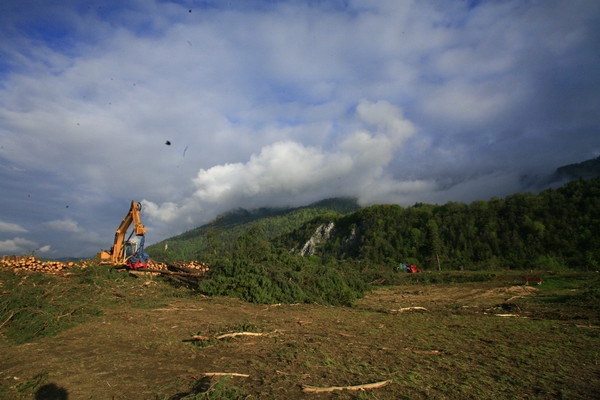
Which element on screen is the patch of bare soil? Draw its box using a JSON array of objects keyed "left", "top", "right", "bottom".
[{"left": 354, "top": 281, "right": 540, "bottom": 314}]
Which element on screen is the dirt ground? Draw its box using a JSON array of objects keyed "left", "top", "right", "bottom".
[{"left": 1, "top": 280, "right": 598, "bottom": 399}]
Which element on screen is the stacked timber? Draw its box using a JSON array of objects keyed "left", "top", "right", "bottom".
[
  {"left": 146, "top": 259, "right": 209, "bottom": 273},
  {"left": 170, "top": 260, "right": 210, "bottom": 273},
  {"left": 0, "top": 255, "right": 85, "bottom": 273},
  {"left": 0, "top": 255, "right": 208, "bottom": 275}
]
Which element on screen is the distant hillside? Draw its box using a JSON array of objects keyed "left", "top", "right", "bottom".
[
  {"left": 278, "top": 177, "right": 600, "bottom": 270},
  {"left": 147, "top": 157, "right": 600, "bottom": 270},
  {"left": 548, "top": 156, "right": 600, "bottom": 183},
  {"left": 145, "top": 198, "right": 360, "bottom": 262}
]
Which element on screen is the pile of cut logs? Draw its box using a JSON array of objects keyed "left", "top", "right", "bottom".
[
  {"left": 0, "top": 255, "right": 85, "bottom": 273},
  {"left": 0, "top": 255, "right": 209, "bottom": 275},
  {"left": 163, "top": 260, "right": 210, "bottom": 273},
  {"left": 142, "top": 259, "right": 210, "bottom": 277}
]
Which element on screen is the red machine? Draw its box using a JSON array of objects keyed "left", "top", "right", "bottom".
[{"left": 408, "top": 264, "right": 420, "bottom": 273}]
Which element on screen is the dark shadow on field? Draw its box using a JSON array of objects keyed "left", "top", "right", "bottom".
[
  {"left": 168, "top": 376, "right": 212, "bottom": 399},
  {"left": 34, "top": 383, "right": 69, "bottom": 400}
]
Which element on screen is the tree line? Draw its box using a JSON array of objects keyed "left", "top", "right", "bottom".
[{"left": 280, "top": 178, "right": 599, "bottom": 271}]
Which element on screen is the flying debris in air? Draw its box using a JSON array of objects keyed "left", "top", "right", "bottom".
[
  {"left": 165, "top": 140, "right": 171, "bottom": 146},
  {"left": 183, "top": 145, "right": 188, "bottom": 157}
]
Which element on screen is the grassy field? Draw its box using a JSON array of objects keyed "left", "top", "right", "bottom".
[{"left": 1, "top": 266, "right": 598, "bottom": 399}]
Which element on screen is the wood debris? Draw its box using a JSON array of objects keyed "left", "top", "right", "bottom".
[
  {"left": 495, "top": 314, "right": 524, "bottom": 318},
  {"left": 0, "top": 312, "right": 15, "bottom": 330},
  {"left": 191, "top": 335, "right": 211, "bottom": 341},
  {"left": 202, "top": 372, "right": 250, "bottom": 378},
  {"left": 302, "top": 379, "right": 392, "bottom": 393},
  {"left": 411, "top": 349, "right": 443, "bottom": 355},
  {"left": 0, "top": 255, "right": 210, "bottom": 279},
  {"left": 0, "top": 255, "right": 85, "bottom": 273},
  {"left": 215, "top": 332, "right": 266, "bottom": 340},
  {"left": 147, "top": 259, "right": 209, "bottom": 274},
  {"left": 390, "top": 307, "right": 428, "bottom": 313},
  {"left": 190, "top": 331, "right": 271, "bottom": 342}
]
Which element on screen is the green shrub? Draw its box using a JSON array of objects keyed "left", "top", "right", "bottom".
[
  {"left": 529, "top": 255, "right": 568, "bottom": 271},
  {"left": 196, "top": 248, "right": 366, "bottom": 306}
]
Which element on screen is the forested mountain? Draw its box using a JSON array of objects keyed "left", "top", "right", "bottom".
[
  {"left": 548, "top": 155, "right": 600, "bottom": 183},
  {"left": 279, "top": 178, "right": 599, "bottom": 270},
  {"left": 145, "top": 198, "right": 360, "bottom": 262},
  {"left": 147, "top": 151, "right": 600, "bottom": 273},
  {"left": 149, "top": 177, "right": 599, "bottom": 271}
]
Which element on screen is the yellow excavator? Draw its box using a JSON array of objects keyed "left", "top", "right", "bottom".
[{"left": 98, "top": 200, "right": 149, "bottom": 269}]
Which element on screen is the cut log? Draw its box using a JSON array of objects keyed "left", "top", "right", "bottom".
[
  {"left": 189, "top": 332, "right": 268, "bottom": 341},
  {"left": 202, "top": 372, "right": 250, "bottom": 378},
  {"left": 302, "top": 380, "right": 392, "bottom": 393},
  {"left": 191, "top": 335, "right": 211, "bottom": 341},
  {"left": 390, "top": 307, "right": 428, "bottom": 313},
  {"left": 215, "top": 332, "right": 266, "bottom": 340}
]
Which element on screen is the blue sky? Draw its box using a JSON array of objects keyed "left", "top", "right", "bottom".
[{"left": 1, "top": 0, "right": 599, "bottom": 258}]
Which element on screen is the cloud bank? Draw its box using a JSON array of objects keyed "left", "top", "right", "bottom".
[
  {"left": 0, "top": 0, "right": 599, "bottom": 257},
  {"left": 144, "top": 99, "right": 433, "bottom": 225}
]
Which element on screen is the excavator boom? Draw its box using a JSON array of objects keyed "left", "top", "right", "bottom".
[{"left": 98, "top": 201, "right": 149, "bottom": 269}]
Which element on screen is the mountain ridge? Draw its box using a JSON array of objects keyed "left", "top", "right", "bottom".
[{"left": 145, "top": 197, "right": 361, "bottom": 262}]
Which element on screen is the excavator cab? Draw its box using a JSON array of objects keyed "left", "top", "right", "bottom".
[
  {"left": 124, "top": 236, "right": 149, "bottom": 270},
  {"left": 124, "top": 240, "right": 138, "bottom": 260}
]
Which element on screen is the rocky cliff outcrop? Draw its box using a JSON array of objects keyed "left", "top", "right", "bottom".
[{"left": 299, "top": 222, "right": 335, "bottom": 257}]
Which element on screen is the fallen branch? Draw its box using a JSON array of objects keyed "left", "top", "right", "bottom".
[
  {"left": 202, "top": 372, "right": 250, "bottom": 378},
  {"left": 215, "top": 332, "right": 266, "bottom": 340},
  {"left": 390, "top": 307, "right": 428, "bottom": 313},
  {"left": 190, "top": 331, "right": 269, "bottom": 342},
  {"left": 411, "top": 349, "right": 443, "bottom": 355},
  {"left": 191, "top": 335, "right": 211, "bottom": 341},
  {"left": 0, "top": 312, "right": 15, "bottom": 330},
  {"left": 302, "top": 380, "right": 392, "bottom": 393}
]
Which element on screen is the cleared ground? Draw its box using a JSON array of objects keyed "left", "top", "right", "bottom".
[{"left": 1, "top": 271, "right": 599, "bottom": 399}]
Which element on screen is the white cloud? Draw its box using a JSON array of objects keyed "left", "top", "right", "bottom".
[
  {"left": 38, "top": 245, "right": 51, "bottom": 253},
  {"left": 0, "top": 237, "right": 38, "bottom": 254},
  {"left": 144, "top": 100, "right": 421, "bottom": 225},
  {"left": 141, "top": 201, "right": 182, "bottom": 224},
  {"left": 43, "top": 219, "right": 83, "bottom": 233},
  {"left": 0, "top": 221, "right": 27, "bottom": 233},
  {"left": 422, "top": 80, "right": 514, "bottom": 128}
]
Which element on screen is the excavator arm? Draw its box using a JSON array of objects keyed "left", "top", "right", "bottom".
[{"left": 98, "top": 201, "right": 149, "bottom": 269}]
